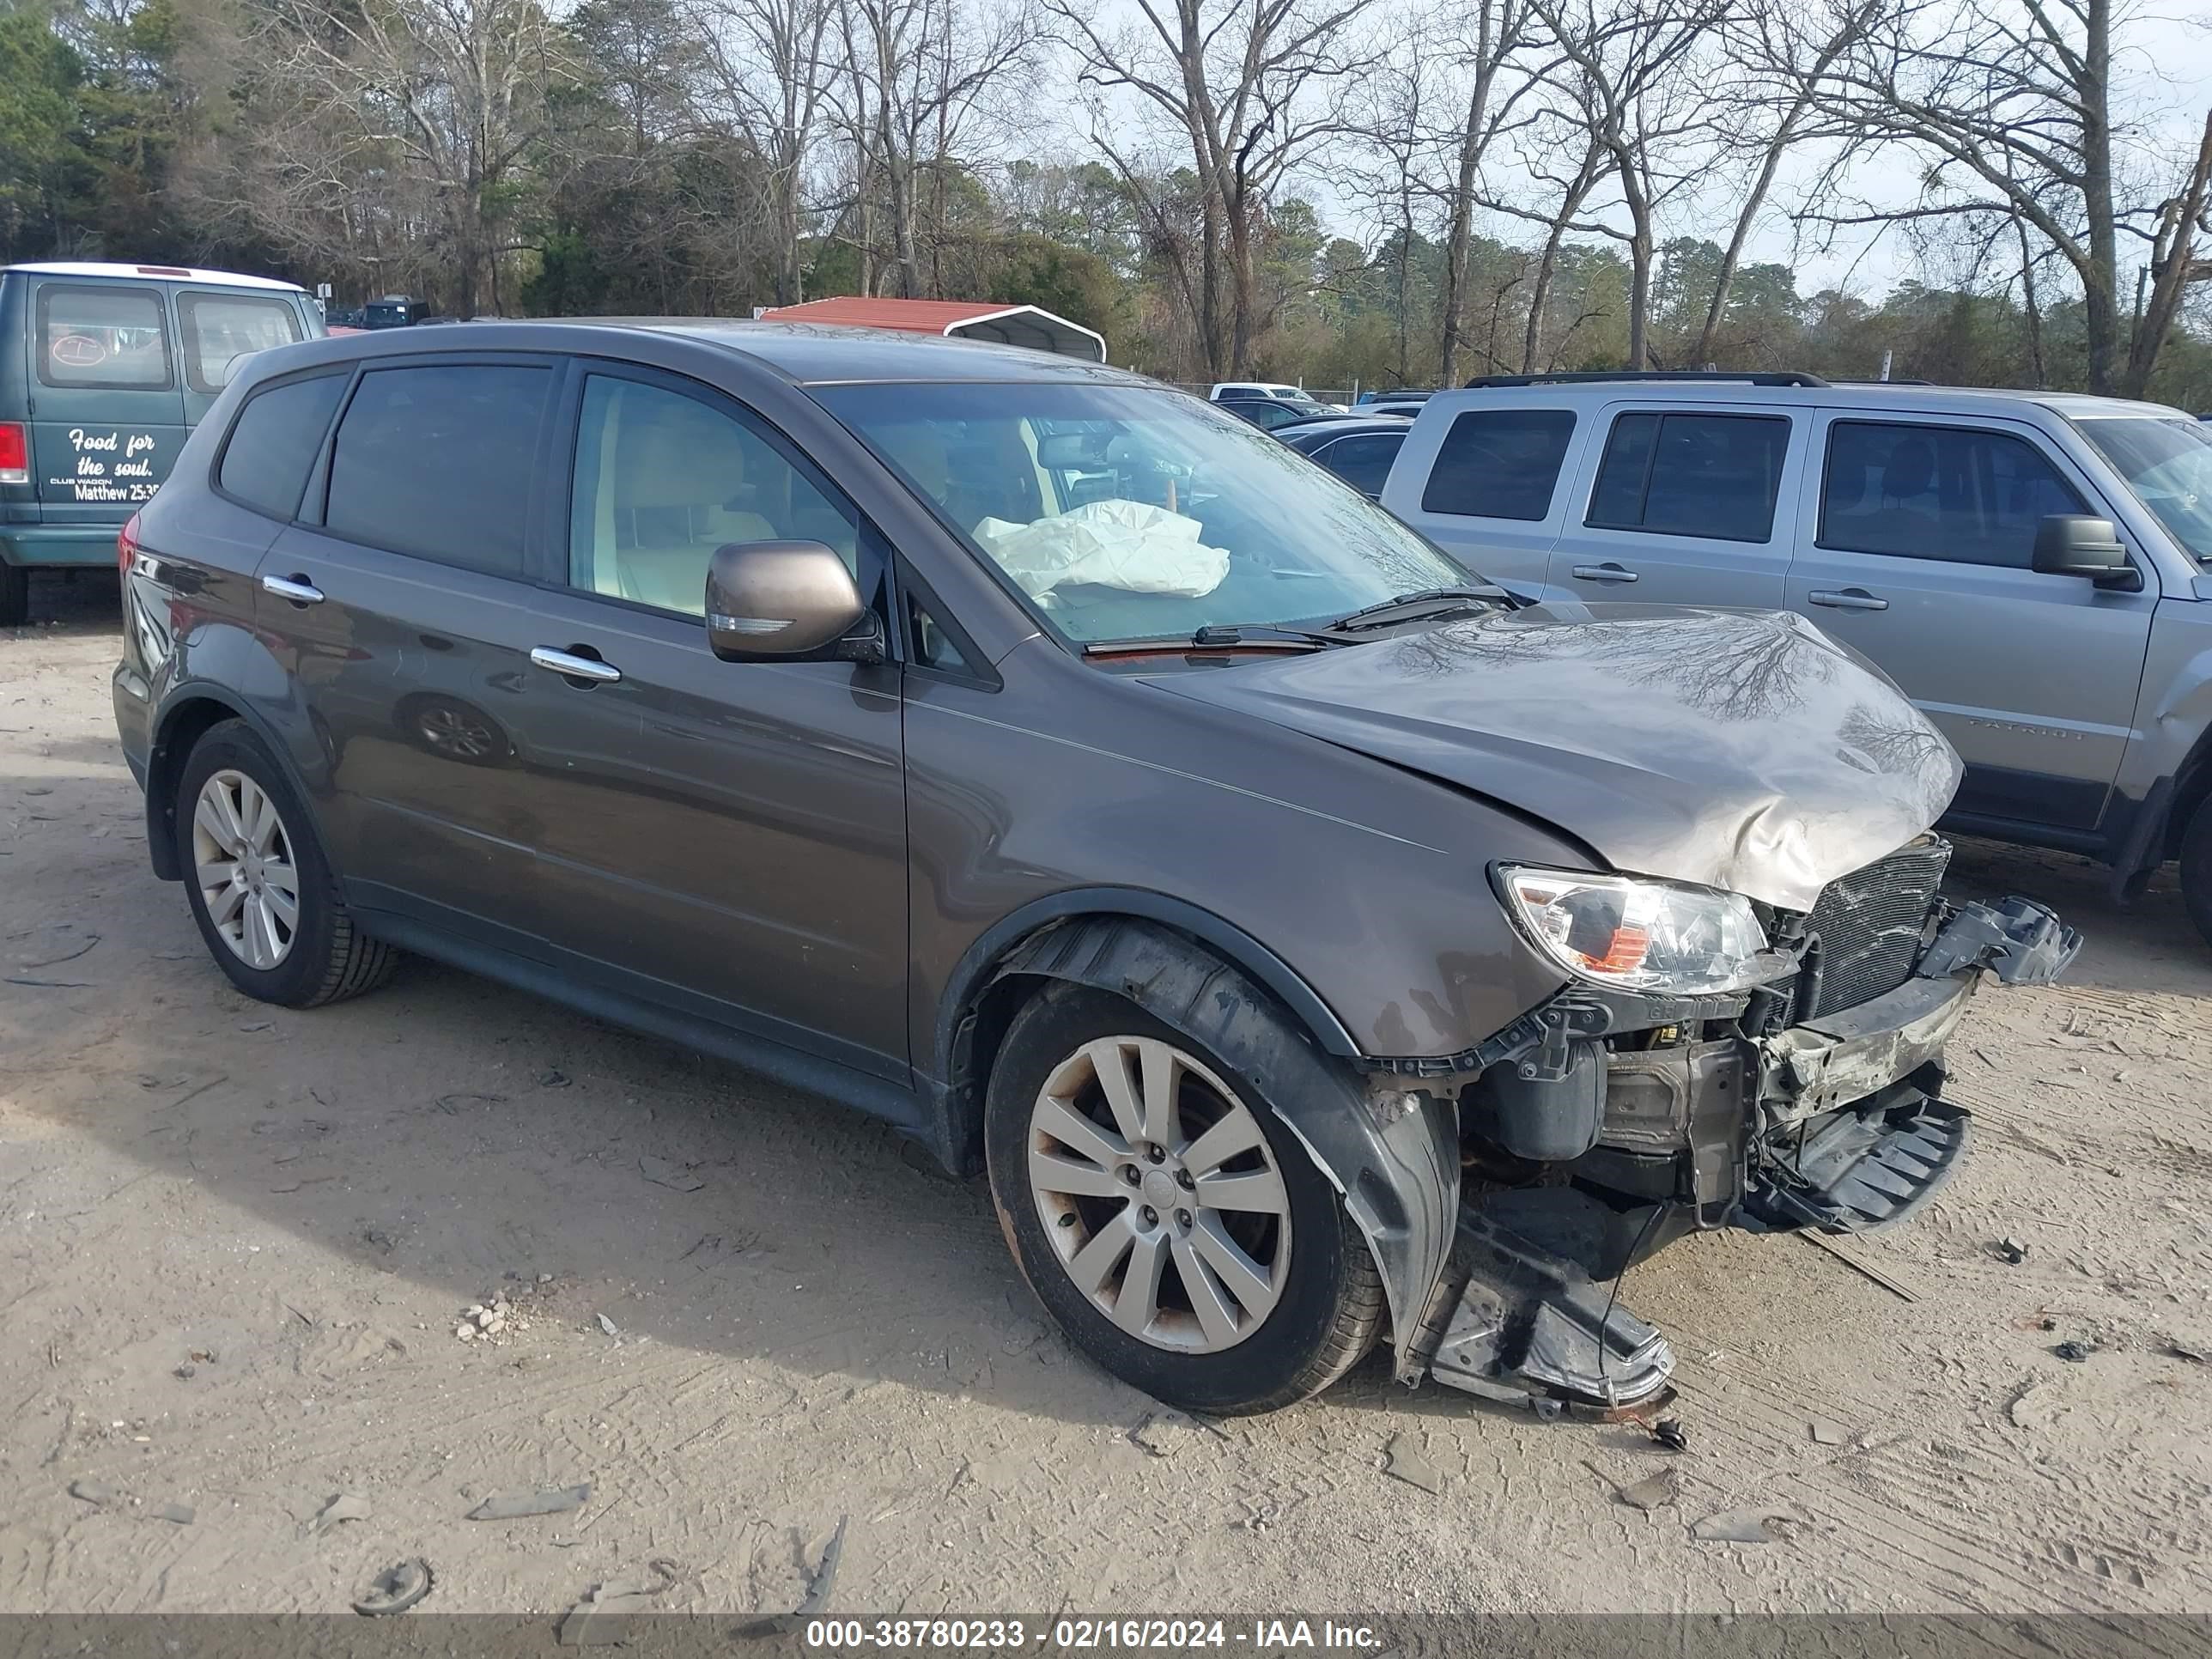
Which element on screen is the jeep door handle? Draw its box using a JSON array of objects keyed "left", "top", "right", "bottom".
[
  {"left": 530, "top": 646, "right": 623, "bottom": 684},
  {"left": 1570, "top": 562, "right": 1638, "bottom": 584},
  {"left": 1808, "top": 587, "right": 1889, "bottom": 612},
  {"left": 261, "top": 573, "right": 325, "bottom": 605}
]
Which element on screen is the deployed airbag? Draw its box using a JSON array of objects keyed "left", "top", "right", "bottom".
[{"left": 973, "top": 500, "right": 1230, "bottom": 602}]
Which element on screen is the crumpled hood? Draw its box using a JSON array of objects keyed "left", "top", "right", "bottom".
[{"left": 1152, "top": 603, "right": 1962, "bottom": 911}]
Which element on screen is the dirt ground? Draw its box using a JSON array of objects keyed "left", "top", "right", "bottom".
[{"left": 1, "top": 568, "right": 2209, "bottom": 1620}]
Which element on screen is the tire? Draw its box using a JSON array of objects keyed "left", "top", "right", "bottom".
[
  {"left": 175, "top": 719, "right": 399, "bottom": 1006},
  {"left": 2181, "top": 794, "right": 2212, "bottom": 950},
  {"left": 0, "top": 562, "right": 27, "bottom": 628},
  {"left": 985, "top": 983, "right": 1385, "bottom": 1415}
]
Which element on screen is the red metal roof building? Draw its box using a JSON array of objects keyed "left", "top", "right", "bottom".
[{"left": 755, "top": 297, "right": 1107, "bottom": 362}]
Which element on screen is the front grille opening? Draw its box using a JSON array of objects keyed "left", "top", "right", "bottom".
[{"left": 1784, "top": 836, "right": 1950, "bottom": 1023}]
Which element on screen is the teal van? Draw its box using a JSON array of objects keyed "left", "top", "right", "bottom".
[{"left": 0, "top": 261, "right": 324, "bottom": 623}]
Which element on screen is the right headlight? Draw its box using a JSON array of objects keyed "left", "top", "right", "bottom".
[{"left": 1495, "top": 865, "right": 1795, "bottom": 996}]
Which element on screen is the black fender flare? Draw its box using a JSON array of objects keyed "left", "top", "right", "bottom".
[
  {"left": 143, "top": 684, "right": 321, "bottom": 881},
  {"left": 979, "top": 915, "right": 1459, "bottom": 1368}
]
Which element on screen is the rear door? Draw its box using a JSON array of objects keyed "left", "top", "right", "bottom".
[
  {"left": 24, "top": 277, "right": 186, "bottom": 523},
  {"left": 1303, "top": 430, "right": 1403, "bottom": 500},
  {"left": 174, "top": 286, "right": 310, "bottom": 428},
  {"left": 1547, "top": 404, "right": 1800, "bottom": 606},
  {"left": 1784, "top": 410, "right": 2155, "bottom": 832},
  {"left": 253, "top": 355, "right": 560, "bottom": 936},
  {"left": 1384, "top": 404, "right": 1583, "bottom": 590}
]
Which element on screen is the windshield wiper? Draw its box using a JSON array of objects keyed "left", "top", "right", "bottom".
[
  {"left": 1328, "top": 585, "right": 1514, "bottom": 631},
  {"left": 1082, "top": 623, "right": 1346, "bottom": 655}
]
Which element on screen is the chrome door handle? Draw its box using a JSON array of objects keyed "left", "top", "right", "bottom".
[
  {"left": 531, "top": 646, "right": 622, "bottom": 684},
  {"left": 261, "top": 574, "right": 324, "bottom": 605},
  {"left": 1808, "top": 588, "right": 1889, "bottom": 612},
  {"left": 1571, "top": 562, "right": 1638, "bottom": 584}
]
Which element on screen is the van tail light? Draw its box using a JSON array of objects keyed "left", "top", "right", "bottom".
[
  {"left": 118, "top": 512, "right": 141, "bottom": 573},
  {"left": 0, "top": 422, "right": 27, "bottom": 485}
]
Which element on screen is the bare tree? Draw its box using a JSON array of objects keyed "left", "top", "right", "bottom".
[
  {"left": 1427, "top": 0, "right": 1544, "bottom": 383},
  {"left": 695, "top": 0, "right": 837, "bottom": 304},
  {"left": 1779, "top": 0, "right": 2211, "bottom": 393},
  {"left": 1045, "top": 0, "right": 1382, "bottom": 376}
]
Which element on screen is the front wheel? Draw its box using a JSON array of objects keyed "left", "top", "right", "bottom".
[
  {"left": 2181, "top": 793, "right": 2212, "bottom": 950},
  {"left": 985, "top": 984, "right": 1384, "bottom": 1414}
]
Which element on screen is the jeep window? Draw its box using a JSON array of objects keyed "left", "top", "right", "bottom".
[
  {"left": 1422, "top": 410, "right": 1577, "bottom": 520},
  {"left": 216, "top": 373, "right": 348, "bottom": 520},
  {"left": 815, "top": 380, "right": 1470, "bottom": 646},
  {"left": 325, "top": 363, "right": 550, "bottom": 575},
  {"left": 1587, "top": 411, "right": 1790, "bottom": 542},
  {"left": 36, "top": 283, "right": 172, "bottom": 390},
  {"left": 2073, "top": 416, "right": 2212, "bottom": 564},
  {"left": 1820, "top": 421, "right": 2087, "bottom": 568},
  {"left": 180, "top": 292, "right": 302, "bottom": 393},
  {"left": 567, "top": 373, "right": 863, "bottom": 616}
]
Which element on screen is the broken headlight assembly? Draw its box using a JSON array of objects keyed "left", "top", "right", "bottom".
[{"left": 1494, "top": 865, "right": 1796, "bottom": 996}]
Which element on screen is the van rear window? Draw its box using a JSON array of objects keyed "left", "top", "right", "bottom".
[
  {"left": 36, "top": 284, "right": 173, "bottom": 390},
  {"left": 180, "top": 293, "right": 302, "bottom": 393}
]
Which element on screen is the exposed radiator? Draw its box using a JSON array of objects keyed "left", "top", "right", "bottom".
[{"left": 1788, "top": 837, "right": 1952, "bottom": 1022}]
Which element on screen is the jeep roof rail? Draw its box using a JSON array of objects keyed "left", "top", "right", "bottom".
[{"left": 1462, "top": 370, "right": 1832, "bottom": 389}]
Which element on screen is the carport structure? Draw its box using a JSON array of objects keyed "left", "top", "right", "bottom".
[{"left": 755, "top": 297, "right": 1107, "bottom": 362}]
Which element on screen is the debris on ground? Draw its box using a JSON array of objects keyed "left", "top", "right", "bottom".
[
  {"left": 1796, "top": 1231, "right": 1919, "bottom": 1301},
  {"left": 353, "top": 1559, "right": 434, "bottom": 1616},
  {"left": 538, "top": 1069, "right": 570, "bottom": 1088},
  {"left": 597, "top": 1314, "right": 619, "bottom": 1338},
  {"left": 152, "top": 1503, "right": 194, "bottom": 1525},
  {"left": 466, "top": 1483, "right": 592, "bottom": 1521},
  {"left": 2054, "top": 1340, "right": 2094, "bottom": 1362},
  {"left": 639, "top": 1156, "right": 704, "bottom": 1193},
  {"left": 1690, "top": 1508, "right": 1790, "bottom": 1543},
  {"left": 67, "top": 1479, "right": 117, "bottom": 1506},
  {"left": 1995, "top": 1237, "right": 2028, "bottom": 1265},
  {"left": 310, "top": 1492, "right": 372, "bottom": 1534},
  {"left": 1808, "top": 1417, "right": 1849, "bottom": 1447},
  {"left": 1650, "top": 1417, "right": 1689, "bottom": 1453},
  {"left": 2163, "top": 1341, "right": 2205, "bottom": 1364},
  {"left": 798, "top": 1518, "right": 846, "bottom": 1616},
  {"left": 737, "top": 1518, "right": 849, "bottom": 1637},
  {"left": 173, "top": 1364, "right": 196, "bottom": 1380},
  {"left": 556, "top": 1561, "right": 678, "bottom": 1647},
  {"left": 1612, "top": 1467, "right": 1680, "bottom": 1511},
  {"left": 1383, "top": 1434, "right": 1445, "bottom": 1494},
  {"left": 455, "top": 1291, "right": 530, "bottom": 1344}
]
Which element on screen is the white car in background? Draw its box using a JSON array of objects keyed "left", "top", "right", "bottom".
[{"left": 1208, "top": 382, "right": 1345, "bottom": 414}]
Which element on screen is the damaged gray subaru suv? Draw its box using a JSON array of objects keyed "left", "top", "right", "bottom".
[{"left": 112, "top": 322, "right": 2077, "bottom": 1414}]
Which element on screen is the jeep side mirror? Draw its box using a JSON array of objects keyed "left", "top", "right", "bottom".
[
  {"left": 2032, "top": 515, "right": 2141, "bottom": 591},
  {"left": 702, "top": 540, "right": 885, "bottom": 665}
]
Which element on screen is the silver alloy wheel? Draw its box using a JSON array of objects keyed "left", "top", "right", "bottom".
[
  {"left": 191, "top": 769, "right": 301, "bottom": 971},
  {"left": 418, "top": 703, "right": 495, "bottom": 759},
  {"left": 1027, "top": 1035, "right": 1292, "bottom": 1353}
]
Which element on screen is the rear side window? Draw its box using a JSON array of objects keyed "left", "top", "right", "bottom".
[
  {"left": 1421, "top": 410, "right": 1577, "bottom": 520},
  {"left": 36, "top": 284, "right": 173, "bottom": 390},
  {"left": 1820, "top": 421, "right": 2090, "bottom": 568},
  {"left": 1587, "top": 412, "right": 1790, "bottom": 542},
  {"left": 325, "top": 363, "right": 550, "bottom": 574},
  {"left": 217, "top": 374, "right": 348, "bottom": 520},
  {"left": 1311, "top": 432, "right": 1402, "bottom": 496},
  {"left": 180, "top": 293, "right": 303, "bottom": 393}
]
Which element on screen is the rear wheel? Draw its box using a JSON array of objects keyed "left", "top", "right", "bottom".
[
  {"left": 2180, "top": 794, "right": 2212, "bottom": 950},
  {"left": 985, "top": 984, "right": 1383, "bottom": 1414},
  {"left": 175, "top": 720, "right": 398, "bottom": 1006}
]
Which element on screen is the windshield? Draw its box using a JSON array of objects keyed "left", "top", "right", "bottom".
[
  {"left": 814, "top": 381, "right": 1471, "bottom": 644},
  {"left": 2075, "top": 416, "right": 2212, "bottom": 562}
]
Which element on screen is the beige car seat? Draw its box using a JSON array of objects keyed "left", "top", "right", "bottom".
[{"left": 587, "top": 385, "right": 776, "bottom": 614}]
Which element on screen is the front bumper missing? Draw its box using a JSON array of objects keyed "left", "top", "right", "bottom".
[{"left": 1405, "top": 892, "right": 2074, "bottom": 1414}]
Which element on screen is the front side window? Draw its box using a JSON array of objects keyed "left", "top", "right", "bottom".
[
  {"left": 180, "top": 293, "right": 303, "bottom": 393},
  {"left": 218, "top": 374, "right": 348, "bottom": 520},
  {"left": 36, "top": 284, "right": 171, "bottom": 389},
  {"left": 1422, "top": 410, "right": 1577, "bottom": 520},
  {"left": 1588, "top": 411, "right": 1790, "bottom": 542},
  {"left": 567, "top": 374, "right": 860, "bottom": 617},
  {"left": 2074, "top": 416, "right": 2212, "bottom": 564},
  {"left": 814, "top": 380, "right": 1470, "bottom": 646},
  {"left": 1821, "top": 420, "right": 2088, "bottom": 568},
  {"left": 325, "top": 363, "right": 550, "bottom": 574}
]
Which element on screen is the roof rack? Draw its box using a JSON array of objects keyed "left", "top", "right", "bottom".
[{"left": 1462, "top": 370, "right": 1832, "bottom": 389}]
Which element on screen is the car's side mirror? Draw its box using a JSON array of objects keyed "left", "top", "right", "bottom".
[
  {"left": 2032, "top": 515, "right": 2141, "bottom": 591},
  {"left": 703, "top": 540, "right": 885, "bottom": 665}
]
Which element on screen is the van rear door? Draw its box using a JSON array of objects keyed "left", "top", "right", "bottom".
[
  {"left": 26, "top": 277, "right": 187, "bottom": 521},
  {"left": 174, "top": 286, "right": 311, "bottom": 426}
]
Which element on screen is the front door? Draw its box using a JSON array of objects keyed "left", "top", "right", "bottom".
[
  {"left": 1547, "top": 404, "right": 1801, "bottom": 607},
  {"left": 1783, "top": 412, "right": 2156, "bottom": 832},
  {"left": 508, "top": 365, "right": 909, "bottom": 1081},
  {"left": 25, "top": 278, "right": 186, "bottom": 526}
]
